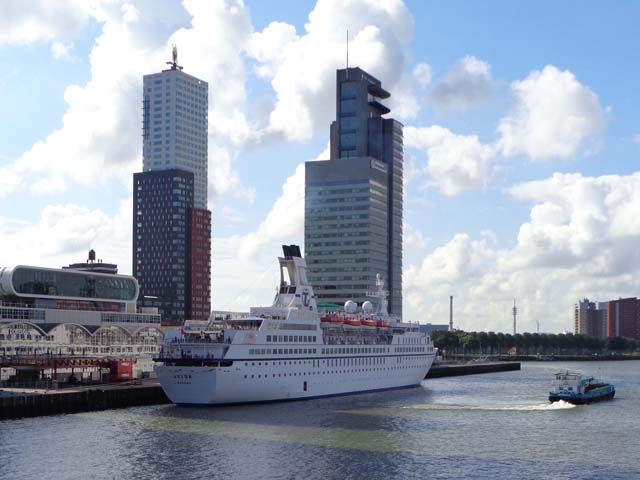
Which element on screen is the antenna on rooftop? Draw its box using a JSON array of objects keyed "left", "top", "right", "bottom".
[
  {"left": 166, "top": 44, "right": 183, "bottom": 71},
  {"left": 346, "top": 30, "right": 349, "bottom": 69}
]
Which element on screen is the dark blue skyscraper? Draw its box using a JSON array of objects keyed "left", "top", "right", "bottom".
[
  {"left": 133, "top": 169, "right": 193, "bottom": 323},
  {"left": 305, "top": 67, "right": 404, "bottom": 315}
]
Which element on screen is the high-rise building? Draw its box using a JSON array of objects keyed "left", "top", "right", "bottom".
[
  {"left": 187, "top": 207, "right": 211, "bottom": 320},
  {"left": 142, "top": 49, "right": 209, "bottom": 209},
  {"left": 305, "top": 67, "right": 403, "bottom": 315},
  {"left": 134, "top": 48, "right": 211, "bottom": 324},
  {"left": 133, "top": 169, "right": 193, "bottom": 323},
  {"left": 606, "top": 297, "right": 640, "bottom": 339},
  {"left": 574, "top": 298, "right": 606, "bottom": 338}
]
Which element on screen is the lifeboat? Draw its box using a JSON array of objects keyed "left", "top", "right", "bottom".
[
  {"left": 343, "top": 317, "right": 362, "bottom": 331},
  {"left": 320, "top": 315, "right": 333, "bottom": 328},
  {"left": 376, "top": 320, "right": 389, "bottom": 329},
  {"left": 360, "top": 318, "right": 377, "bottom": 330},
  {"left": 329, "top": 315, "right": 345, "bottom": 326}
]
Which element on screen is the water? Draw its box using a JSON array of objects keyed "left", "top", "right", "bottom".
[{"left": 1, "top": 361, "right": 638, "bottom": 479}]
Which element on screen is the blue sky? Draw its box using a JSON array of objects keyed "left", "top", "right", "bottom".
[{"left": 1, "top": 0, "right": 639, "bottom": 333}]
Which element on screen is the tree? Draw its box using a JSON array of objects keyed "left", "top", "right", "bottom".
[{"left": 607, "top": 336, "right": 628, "bottom": 352}]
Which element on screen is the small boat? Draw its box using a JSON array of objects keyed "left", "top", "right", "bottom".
[{"left": 549, "top": 371, "right": 615, "bottom": 404}]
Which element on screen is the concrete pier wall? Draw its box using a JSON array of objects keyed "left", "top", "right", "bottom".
[
  {"left": 0, "top": 384, "right": 168, "bottom": 421},
  {"left": 426, "top": 362, "right": 520, "bottom": 378}
]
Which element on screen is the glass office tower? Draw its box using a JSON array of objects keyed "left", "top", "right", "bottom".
[{"left": 305, "top": 67, "right": 403, "bottom": 315}]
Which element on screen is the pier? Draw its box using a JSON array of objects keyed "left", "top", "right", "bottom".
[
  {"left": 0, "top": 380, "right": 168, "bottom": 421},
  {"left": 426, "top": 362, "right": 521, "bottom": 378}
]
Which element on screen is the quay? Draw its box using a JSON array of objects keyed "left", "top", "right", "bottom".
[
  {"left": 426, "top": 362, "right": 520, "bottom": 378},
  {"left": 1, "top": 362, "right": 520, "bottom": 420},
  {"left": 0, "top": 379, "right": 168, "bottom": 421}
]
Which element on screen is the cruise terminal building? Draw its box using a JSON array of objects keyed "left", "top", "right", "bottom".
[{"left": 0, "top": 265, "right": 164, "bottom": 358}]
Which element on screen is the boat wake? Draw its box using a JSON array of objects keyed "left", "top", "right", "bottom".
[{"left": 403, "top": 400, "right": 576, "bottom": 412}]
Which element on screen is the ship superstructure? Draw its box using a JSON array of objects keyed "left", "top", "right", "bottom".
[{"left": 154, "top": 245, "right": 436, "bottom": 405}]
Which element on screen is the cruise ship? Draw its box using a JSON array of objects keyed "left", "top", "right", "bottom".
[{"left": 154, "top": 245, "right": 436, "bottom": 405}]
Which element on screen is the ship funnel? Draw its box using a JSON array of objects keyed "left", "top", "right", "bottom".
[{"left": 273, "top": 245, "right": 316, "bottom": 312}]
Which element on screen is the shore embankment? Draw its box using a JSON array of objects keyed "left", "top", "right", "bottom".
[
  {"left": 426, "top": 362, "right": 520, "bottom": 378},
  {"left": 0, "top": 380, "right": 168, "bottom": 421}
]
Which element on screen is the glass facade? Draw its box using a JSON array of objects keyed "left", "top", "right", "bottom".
[
  {"left": 12, "top": 267, "right": 137, "bottom": 301},
  {"left": 133, "top": 169, "right": 194, "bottom": 323},
  {"left": 307, "top": 67, "right": 403, "bottom": 315}
]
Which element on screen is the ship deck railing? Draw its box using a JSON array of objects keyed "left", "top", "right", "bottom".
[{"left": 158, "top": 342, "right": 228, "bottom": 361}]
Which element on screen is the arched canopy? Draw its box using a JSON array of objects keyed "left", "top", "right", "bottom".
[{"left": 0, "top": 322, "right": 47, "bottom": 336}]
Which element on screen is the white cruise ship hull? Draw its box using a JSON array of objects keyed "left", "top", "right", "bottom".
[{"left": 156, "top": 353, "right": 435, "bottom": 405}]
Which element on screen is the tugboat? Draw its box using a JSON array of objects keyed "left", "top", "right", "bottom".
[{"left": 549, "top": 371, "right": 615, "bottom": 404}]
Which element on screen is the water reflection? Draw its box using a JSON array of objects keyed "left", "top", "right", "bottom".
[{"left": 1, "top": 362, "right": 639, "bottom": 480}]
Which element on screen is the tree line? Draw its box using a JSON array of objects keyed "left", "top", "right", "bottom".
[{"left": 431, "top": 330, "right": 640, "bottom": 356}]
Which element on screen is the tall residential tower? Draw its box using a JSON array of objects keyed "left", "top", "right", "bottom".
[
  {"left": 305, "top": 67, "right": 403, "bottom": 315},
  {"left": 133, "top": 47, "right": 211, "bottom": 323}
]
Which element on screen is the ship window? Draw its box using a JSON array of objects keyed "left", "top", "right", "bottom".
[
  {"left": 267, "top": 335, "right": 271, "bottom": 342},
  {"left": 288, "top": 336, "right": 293, "bottom": 342},
  {"left": 295, "top": 336, "right": 299, "bottom": 342}
]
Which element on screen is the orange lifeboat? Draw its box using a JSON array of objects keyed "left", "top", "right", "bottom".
[
  {"left": 376, "top": 320, "right": 389, "bottom": 328},
  {"left": 361, "top": 318, "right": 377, "bottom": 328},
  {"left": 329, "top": 314, "right": 345, "bottom": 325},
  {"left": 343, "top": 317, "right": 361, "bottom": 330},
  {"left": 320, "top": 315, "right": 333, "bottom": 328}
]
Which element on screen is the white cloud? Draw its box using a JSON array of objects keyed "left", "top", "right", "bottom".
[
  {"left": 237, "top": 163, "right": 305, "bottom": 260},
  {"left": 387, "top": 74, "right": 420, "bottom": 120},
  {"left": 497, "top": 65, "right": 606, "bottom": 160},
  {"left": 0, "top": 168, "right": 24, "bottom": 199},
  {"left": 29, "top": 176, "right": 66, "bottom": 195},
  {"left": 405, "top": 125, "right": 496, "bottom": 196},
  {"left": 8, "top": 0, "right": 256, "bottom": 205},
  {"left": 249, "top": 0, "right": 415, "bottom": 141},
  {"left": 404, "top": 222, "right": 428, "bottom": 250},
  {"left": 0, "top": 199, "right": 132, "bottom": 273},
  {"left": 404, "top": 171, "right": 640, "bottom": 333},
  {"left": 50, "top": 41, "right": 75, "bottom": 60},
  {"left": 0, "top": 0, "right": 97, "bottom": 46},
  {"left": 412, "top": 62, "right": 431, "bottom": 87},
  {"left": 428, "top": 55, "right": 494, "bottom": 110},
  {"left": 247, "top": 21, "right": 299, "bottom": 79}
]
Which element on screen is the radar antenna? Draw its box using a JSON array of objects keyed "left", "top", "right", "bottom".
[{"left": 166, "top": 44, "right": 183, "bottom": 71}]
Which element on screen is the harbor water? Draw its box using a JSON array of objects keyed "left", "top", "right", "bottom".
[{"left": 1, "top": 361, "right": 638, "bottom": 479}]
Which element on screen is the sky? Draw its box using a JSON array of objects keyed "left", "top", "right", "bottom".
[{"left": 1, "top": 0, "right": 640, "bottom": 334}]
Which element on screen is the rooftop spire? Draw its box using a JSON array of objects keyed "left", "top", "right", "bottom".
[
  {"left": 346, "top": 30, "right": 349, "bottom": 69},
  {"left": 166, "top": 44, "right": 183, "bottom": 71}
]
